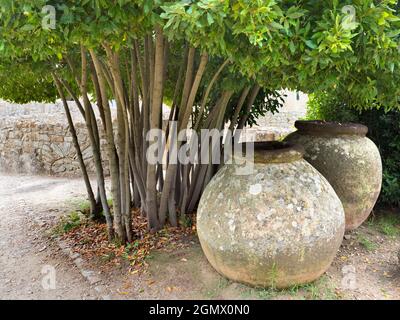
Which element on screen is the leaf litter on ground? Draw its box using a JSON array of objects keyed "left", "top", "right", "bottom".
[{"left": 60, "top": 208, "right": 196, "bottom": 274}]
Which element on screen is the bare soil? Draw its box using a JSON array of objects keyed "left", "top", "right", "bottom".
[
  {"left": 0, "top": 174, "right": 101, "bottom": 299},
  {"left": 0, "top": 173, "right": 399, "bottom": 300},
  {"left": 107, "top": 222, "right": 400, "bottom": 300}
]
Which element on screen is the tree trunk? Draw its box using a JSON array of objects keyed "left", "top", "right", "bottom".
[
  {"left": 52, "top": 73, "right": 99, "bottom": 220},
  {"left": 78, "top": 46, "right": 114, "bottom": 240},
  {"left": 146, "top": 26, "right": 165, "bottom": 230}
]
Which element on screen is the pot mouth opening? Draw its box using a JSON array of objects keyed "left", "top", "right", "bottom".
[
  {"left": 238, "top": 141, "right": 304, "bottom": 163},
  {"left": 295, "top": 120, "right": 368, "bottom": 136}
]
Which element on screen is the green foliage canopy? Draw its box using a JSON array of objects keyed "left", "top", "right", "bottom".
[{"left": 0, "top": 1, "right": 399, "bottom": 108}]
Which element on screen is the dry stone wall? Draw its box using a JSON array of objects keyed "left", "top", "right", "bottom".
[
  {"left": 243, "top": 91, "right": 308, "bottom": 141},
  {"left": 0, "top": 100, "right": 108, "bottom": 176},
  {"left": 0, "top": 94, "right": 307, "bottom": 176},
  {"left": 0, "top": 117, "right": 108, "bottom": 176},
  {"left": 252, "top": 110, "right": 307, "bottom": 138}
]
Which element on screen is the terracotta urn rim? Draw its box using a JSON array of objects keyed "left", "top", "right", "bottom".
[
  {"left": 240, "top": 141, "right": 304, "bottom": 164},
  {"left": 295, "top": 120, "right": 368, "bottom": 136}
]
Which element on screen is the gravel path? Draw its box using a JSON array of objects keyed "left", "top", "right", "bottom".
[{"left": 0, "top": 174, "right": 100, "bottom": 300}]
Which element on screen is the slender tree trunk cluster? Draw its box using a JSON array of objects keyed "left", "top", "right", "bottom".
[{"left": 51, "top": 29, "right": 260, "bottom": 243}]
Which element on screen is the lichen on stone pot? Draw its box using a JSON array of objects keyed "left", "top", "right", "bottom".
[
  {"left": 284, "top": 120, "right": 382, "bottom": 231},
  {"left": 197, "top": 141, "right": 345, "bottom": 289}
]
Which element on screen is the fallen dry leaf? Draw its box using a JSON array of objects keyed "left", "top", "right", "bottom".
[{"left": 147, "top": 280, "right": 156, "bottom": 286}]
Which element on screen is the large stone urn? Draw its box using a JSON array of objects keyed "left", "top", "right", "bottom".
[
  {"left": 197, "top": 141, "right": 345, "bottom": 288},
  {"left": 285, "top": 121, "right": 382, "bottom": 231}
]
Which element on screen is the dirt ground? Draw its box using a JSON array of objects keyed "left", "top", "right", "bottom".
[
  {"left": 107, "top": 220, "right": 400, "bottom": 300},
  {"left": 0, "top": 173, "right": 399, "bottom": 300},
  {"left": 0, "top": 174, "right": 102, "bottom": 299}
]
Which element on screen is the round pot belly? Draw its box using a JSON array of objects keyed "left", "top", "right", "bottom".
[
  {"left": 197, "top": 142, "right": 345, "bottom": 288},
  {"left": 285, "top": 121, "right": 382, "bottom": 231}
]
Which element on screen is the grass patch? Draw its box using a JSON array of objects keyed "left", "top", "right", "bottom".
[
  {"left": 239, "top": 276, "right": 337, "bottom": 300},
  {"left": 296, "top": 276, "right": 338, "bottom": 300},
  {"left": 301, "top": 282, "right": 320, "bottom": 299},
  {"left": 240, "top": 286, "right": 277, "bottom": 300},
  {"left": 77, "top": 201, "right": 91, "bottom": 214},
  {"left": 101, "top": 251, "right": 116, "bottom": 263},
  {"left": 367, "top": 212, "right": 400, "bottom": 237},
  {"left": 256, "top": 287, "right": 278, "bottom": 300},
  {"left": 204, "top": 277, "right": 231, "bottom": 299},
  {"left": 377, "top": 215, "right": 400, "bottom": 237},
  {"left": 66, "top": 199, "right": 91, "bottom": 214},
  {"left": 357, "top": 234, "right": 378, "bottom": 251},
  {"left": 121, "top": 240, "right": 141, "bottom": 260},
  {"left": 53, "top": 211, "right": 86, "bottom": 235}
]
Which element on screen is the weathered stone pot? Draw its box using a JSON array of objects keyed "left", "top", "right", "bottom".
[
  {"left": 284, "top": 121, "right": 382, "bottom": 231},
  {"left": 197, "top": 141, "right": 345, "bottom": 288}
]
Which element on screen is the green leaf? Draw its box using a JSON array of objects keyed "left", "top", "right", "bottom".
[
  {"left": 269, "top": 21, "right": 283, "bottom": 30},
  {"left": 207, "top": 12, "right": 214, "bottom": 25},
  {"left": 305, "top": 40, "right": 317, "bottom": 49},
  {"left": 287, "top": 12, "right": 304, "bottom": 19},
  {"left": 21, "top": 24, "right": 35, "bottom": 31},
  {"left": 387, "top": 29, "right": 400, "bottom": 38},
  {"left": 289, "top": 41, "right": 296, "bottom": 54}
]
